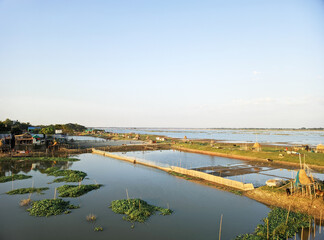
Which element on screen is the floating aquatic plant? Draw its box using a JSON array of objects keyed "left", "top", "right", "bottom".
[
  {"left": 110, "top": 198, "right": 173, "bottom": 223},
  {"left": 7, "top": 187, "right": 49, "bottom": 195},
  {"left": 44, "top": 167, "right": 87, "bottom": 182},
  {"left": 27, "top": 199, "right": 79, "bottom": 217},
  {"left": 0, "top": 174, "right": 32, "bottom": 183},
  {"left": 57, "top": 184, "right": 102, "bottom": 197},
  {"left": 94, "top": 226, "right": 103, "bottom": 231}
]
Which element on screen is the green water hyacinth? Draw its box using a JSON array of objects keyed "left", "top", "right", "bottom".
[
  {"left": 57, "top": 184, "right": 102, "bottom": 197},
  {"left": 110, "top": 198, "right": 173, "bottom": 223},
  {"left": 44, "top": 167, "right": 87, "bottom": 182},
  {"left": 27, "top": 199, "right": 79, "bottom": 217},
  {"left": 6, "top": 187, "right": 49, "bottom": 195},
  {"left": 0, "top": 174, "right": 32, "bottom": 183}
]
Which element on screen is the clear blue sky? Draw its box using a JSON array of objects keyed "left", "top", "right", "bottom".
[{"left": 0, "top": 0, "right": 323, "bottom": 128}]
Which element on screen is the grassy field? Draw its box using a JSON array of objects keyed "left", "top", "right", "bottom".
[{"left": 174, "top": 142, "right": 324, "bottom": 167}]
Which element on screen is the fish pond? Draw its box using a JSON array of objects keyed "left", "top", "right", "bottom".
[
  {"left": 115, "top": 150, "right": 324, "bottom": 187},
  {"left": 0, "top": 153, "right": 321, "bottom": 239}
]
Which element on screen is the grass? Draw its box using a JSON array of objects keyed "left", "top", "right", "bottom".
[
  {"left": 0, "top": 156, "right": 79, "bottom": 162},
  {"left": 235, "top": 207, "right": 311, "bottom": 240},
  {"left": 168, "top": 171, "right": 196, "bottom": 180},
  {"left": 6, "top": 187, "right": 49, "bottom": 195},
  {"left": 44, "top": 167, "right": 87, "bottom": 182},
  {"left": 174, "top": 142, "right": 324, "bottom": 167},
  {"left": 57, "top": 184, "right": 102, "bottom": 197},
  {"left": 110, "top": 198, "right": 173, "bottom": 223},
  {"left": 27, "top": 199, "right": 79, "bottom": 217},
  {"left": 0, "top": 174, "right": 32, "bottom": 183}
]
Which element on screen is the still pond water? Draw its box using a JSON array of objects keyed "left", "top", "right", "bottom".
[{"left": 0, "top": 153, "right": 321, "bottom": 240}]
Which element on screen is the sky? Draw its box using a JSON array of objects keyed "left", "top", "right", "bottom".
[{"left": 0, "top": 0, "right": 323, "bottom": 128}]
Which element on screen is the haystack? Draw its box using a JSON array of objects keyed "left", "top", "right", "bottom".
[
  {"left": 297, "top": 169, "right": 312, "bottom": 185},
  {"left": 252, "top": 142, "right": 261, "bottom": 152},
  {"left": 316, "top": 144, "right": 324, "bottom": 153}
]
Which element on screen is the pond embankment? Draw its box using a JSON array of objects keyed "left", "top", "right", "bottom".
[{"left": 92, "top": 148, "right": 254, "bottom": 191}]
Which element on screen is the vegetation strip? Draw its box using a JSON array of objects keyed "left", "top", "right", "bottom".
[
  {"left": 44, "top": 167, "right": 87, "bottom": 182},
  {"left": 110, "top": 198, "right": 173, "bottom": 223},
  {"left": 235, "top": 207, "right": 311, "bottom": 239},
  {"left": 27, "top": 199, "right": 79, "bottom": 217},
  {"left": 0, "top": 174, "right": 32, "bottom": 183},
  {"left": 6, "top": 187, "right": 49, "bottom": 195},
  {"left": 0, "top": 157, "right": 79, "bottom": 162},
  {"left": 57, "top": 184, "right": 102, "bottom": 197}
]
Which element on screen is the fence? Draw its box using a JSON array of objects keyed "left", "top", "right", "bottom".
[{"left": 92, "top": 148, "right": 254, "bottom": 191}]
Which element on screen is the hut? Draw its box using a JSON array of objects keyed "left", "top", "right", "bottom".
[
  {"left": 252, "top": 142, "right": 262, "bottom": 152},
  {"left": 15, "top": 132, "right": 33, "bottom": 146},
  {"left": 316, "top": 144, "right": 324, "bottom": 153}
]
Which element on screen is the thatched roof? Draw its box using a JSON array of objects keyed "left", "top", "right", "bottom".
[
  {"left": 253, "top": 142, "right": 261, "bottom": 148},
  {"left": 316, "top": 144, "right": 324, "bottom": 150}
]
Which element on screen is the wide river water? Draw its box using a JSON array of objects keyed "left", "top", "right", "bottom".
[
  {"left": 0, "top": 153, "right": 321, "bottom": 240},
  {"left": 103, "top": 128, "right": 324, "bottom": 146}
]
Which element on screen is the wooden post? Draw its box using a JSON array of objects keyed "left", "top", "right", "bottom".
[
  {"left": 267, "top": 218, "right": 269, "bottom": 240},
  {"left": 54, "top": 187, "right": 57, "bottom": 199},
  {"left": 301, "top": 226, "right": 304, "bottom": 240},
  {"left": 219, "top": 214, "right": 223, "bottom": 240}
]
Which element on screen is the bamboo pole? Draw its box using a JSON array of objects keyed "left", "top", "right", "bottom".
[
  {"left": 54, "top": 187, "right": 57, "bottom": 199},
  {"left": 126, "top": 188, "right": 129, "bottom": 200},
  {"left": 301, "top": 226, "right": 304, "bottom": 240},
  {"left": 286, "top": 206, "right": 291, "bottom": 224},
  {"left": 308, "top": 219, "right": 311, "bottom": 240},
  {"left": 314, "top": 217, "right": 315, "bottom": 238},
  {"left": 219, "top": 214, "right": 223, "bottom": 240},
  {"left": 267, "top": 217, "right": 269, "bottom": 240},
  {"left": 320, "top": 211, "right": 322, "bottom": 234}
]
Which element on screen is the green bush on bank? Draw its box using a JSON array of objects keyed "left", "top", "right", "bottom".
[{"left": 235, "top": 208, "right": 311, "bottom": 240}]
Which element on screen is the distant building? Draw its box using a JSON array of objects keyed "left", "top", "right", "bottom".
[
  {"left": 55, "top": 130, "right": 63, "bottom": 134},
  {"left": 15, "top": 132, "right": 33, "bottom": 145},
  {"left": 28, "top": 127, "right": 41, "bottom": 133}
]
